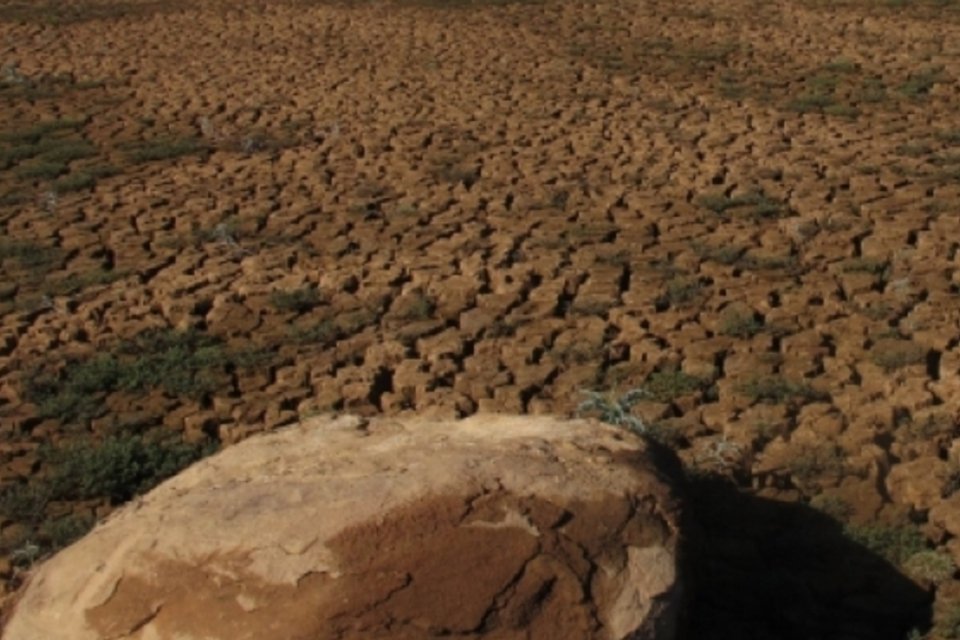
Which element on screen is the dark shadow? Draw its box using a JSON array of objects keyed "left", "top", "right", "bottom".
[
  {"left": 679, "top": 475, "right": 932, "bottom": 640},
  {"left": 638, "top": 439, "right": 931, "bottom": 639}
]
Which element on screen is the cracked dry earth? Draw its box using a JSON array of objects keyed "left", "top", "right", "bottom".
[{"left": 0, "top": 0, "right": 959, "bottom": 637}]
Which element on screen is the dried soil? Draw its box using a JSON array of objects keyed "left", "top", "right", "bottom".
[{"left": 0, "top": 0, "right": 959, "bottom": 637}]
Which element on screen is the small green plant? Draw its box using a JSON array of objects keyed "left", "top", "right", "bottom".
[
  {"left": 290, "top": 319, "right": 337, "bottom": 345},
  {"left": 38, "top": 514, "right": 94, "bottom": 550},
  {"left": 15, "top": 159, "right": 66, "bottom": 180},
  {"left": 692, "top": 242, "right": 745, "bottom": 265},
  {"left": 43, "top": 268, "right": 125, "bottom": 296},
  {"left": 36, "top": 140, "right": 97, "bottom": 164},
  {"left": 577, "top": 388, "right": 649, "bottom": 434},
  {"left": 823, "top": 58, "right": 859, "bottom": 74},
  {"left": 789, "top": 445, "right": 846, "bottom": 487},
  {"left": 0, "top": 483, "right": 51, "bottom": 524},
  {"left": 842, "top": 257, "right": 889, "bottom": 274},
  {"left": 43, "top": 434, "right": 215, "bottom": 503},
  {"left": 393, "top": 291, "right": 436, "bottom": 321},
  {"left": 809, "top": 494, "right": 853, "bottom": 521},
  {"left": 52, "top": 171, "right": 96, "bottom": 193},
  {"left": 9, "top": 540, "right": 40, "bottom": 568},
  {"left": 0, "top": 240, "right": 61, "bottom": 271},
  {"left": 269, "top": 286, "right": 324, "bottom": 313},
  {"left": 787, "top": 93, "right": 837, "bottom": 113},
  {"left": 126, "top": 137, "right": 207, "bottom": 164},
  {"left": 0, "top": 432, "right": 215, "bottom": 562},
  {"left": 24, "top": 328, "right": 269, "bottom": 423},
  {"left": 937, "top": 129, "right": 960, "bottom": 145},
  {"left": 738, "top": 376, "right": 828, "bottom": 405},
  {"left": 844, "top": 523, "right": 926, "bottom": 566},
  {"left": 719, "top": 308, "right": 763, "bottom": 338},
  {"left": 822, "top": 104, "right": 861, "bottom": 118},
  {"left": 695, "top": 190, "right": 784, "bottom": 218},
  {"left": 870, "top": 338, "right": 927, "bottom": 372},
  {"left": 903, "top": 550, "right": 955, "bottom": 584},
  {"left": 898, "top": 67, "right": 944, "bottom": 99},
  {"left": 660, "top": 276, "right": 703, "bottom": 307},
  {"left": 643, "top": 369, "right": 704, "bottom": 402},
  {"left": 896, "top": 143, "right": 933, "bottom": 158},
  {"left": 0, "top": 119, "right": 85, "bottom": 145}
]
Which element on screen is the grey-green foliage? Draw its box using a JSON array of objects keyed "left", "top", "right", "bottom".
[{"left": 577, "top": 388, "right": 649, "bottom": 434}]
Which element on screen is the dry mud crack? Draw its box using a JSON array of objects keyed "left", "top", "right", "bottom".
[{"left": 0, "top": 0, "right": 959, "bottom": 637}]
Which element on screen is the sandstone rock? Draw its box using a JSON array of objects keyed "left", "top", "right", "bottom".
[{"left": 5, "top": 414, "right": 684, "bottom": 640}]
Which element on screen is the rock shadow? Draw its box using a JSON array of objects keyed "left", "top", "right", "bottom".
[{"left": 680, "top": 475, "right": 932, "bottom": 640}]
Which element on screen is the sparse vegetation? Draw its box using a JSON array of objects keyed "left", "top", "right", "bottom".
[
  {"left": 270, "top": 286, "right": 324, "bottom": 313},
  {"left": 391, "top": 291, "right": 436, "bottom": 321},
  {"left": 738, "top": 376, "right": 829, "bottom": 405},
  {"left": 693, "top": 242, "right": 745, "bottom": 265},
  {"left": 809, "top": 494, "right": 853, "bottom": 521},
  {"left": 870, "top": 338, "right": 927, "bottom": 372},
  {"left": 43, "top": 434, "right": 215, "bottom": 503},
  {"left": 660, "top": 275, "right": 704, "bottom": 307},
  {"left": 0, "top": 432, "right": 214, "bottom": 560},
  {"left": 844, "top": 523, "right": 927, "bottom": 566},
  {"left": 125, "top": 137, "right": 208, "bottom": 164},
  {"left": 719, "top": 307, "right": 764, "bottom": 338},
  {"left": 842, "top": 257, "right": 889, "bottom": 274},
  {"left": 643, "top": 369, "right": 705, "bottom": 402},
  {"left": 696, "top": 190, "right": 785, "bottom": 218},
  {"left": 788, "top": 444, "right": 846, "bottom": 487},
  {"left": 898, "top": 67, "right": 944, "bottom": 99},
  {"left": 577, "top": 388, "right": 649, "bottom": 434},
  {"left": 23, "top": 328, "right": 269, "bottom": 423},
  {"left": 0, "top": 240, "right": 62, "bottom": 272},
  {"left": 903, "top": 550, "right": 955, "bottom": 584}
]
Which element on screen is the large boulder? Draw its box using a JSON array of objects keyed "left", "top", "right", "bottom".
[{"left": 5, "top": 414, "right": 684, "bottom": 640}]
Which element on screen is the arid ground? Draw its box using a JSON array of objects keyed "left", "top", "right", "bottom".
[{"left": 0, "top": 0, "right": 959, "bottom": 637}]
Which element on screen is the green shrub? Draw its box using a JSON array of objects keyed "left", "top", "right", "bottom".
[
  {"left": 38, "top": 514, "right": 94, "bottom": 550},
  {"left": 844, "top": 523, "right": 926, "bottom": 565},
  {"left": 695, "top": 190, "right": 784, "bottom": 218},
  {"left": 43, "top": 434, "right": 215, "bottom": 503},
  {"left": 660, "top": 276, "right": 703, "bottom": 307},
  {"left": 0, "top": 119, "right": 84, "bottom": 145},
  {"left": 898, "top": 67, "right": 943, "bottom": 99},
  {"left": 577, "top": 389, "right": 648, "bottom": 434},
  {"left": 719, "top": 308, "right": 763, "bottom": 338},
  {"left": 809, "top": 494, "right": 853, "bottom": 522},
  {"left": 0, "top": 483, "right": 51, "bottom": 524},
  {"left": 870, "top": 338, "right": 927, "bottom": 372},
  {"left": 841, "top": 258, "right": 889, "bottom": 274},
  {"left": 270, "top": 286, "right": 324, "bottom": 313},
  {"left": 903, "top": 550, "right": 955, "bottom": 583},
  {"left": 0, "top": 240, "right": 61, "bottom": 270},
  {"left": 126, "top": 137, "right": 207, "bottom": 164},
  {"left": 643, "top": 370, "right": 704, "bottom": 402},
  {"left": 738, "top": 376, "right": 828, "bottom": 404},
  {"left": 24, "top": 328, "right": 269, "bottom": 423},
  {"left": 53, "top": 171, "right": 97, "bottom": 193},
  {"left": 37, "top": 140, "right": 97, "bottom": 163},
  {"left": 15, "top": 159, "right": 66, "bottom": 180}
]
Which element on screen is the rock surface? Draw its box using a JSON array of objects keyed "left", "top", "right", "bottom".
[{"left": 4, "top": 414, "right": 683, "bottom": 640}]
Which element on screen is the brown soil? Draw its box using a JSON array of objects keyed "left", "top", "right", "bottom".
[{"left": 0, "top": 0, "right": 959, "bottom": 637}]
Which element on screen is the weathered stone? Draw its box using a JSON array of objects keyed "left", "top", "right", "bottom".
[{"left": 6, "top": 414, "right": 684, "bottom": 640}]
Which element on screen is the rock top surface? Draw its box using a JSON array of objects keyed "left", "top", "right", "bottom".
[{"left": 5, "top": 414, "right": 683, "bottom": 640}]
